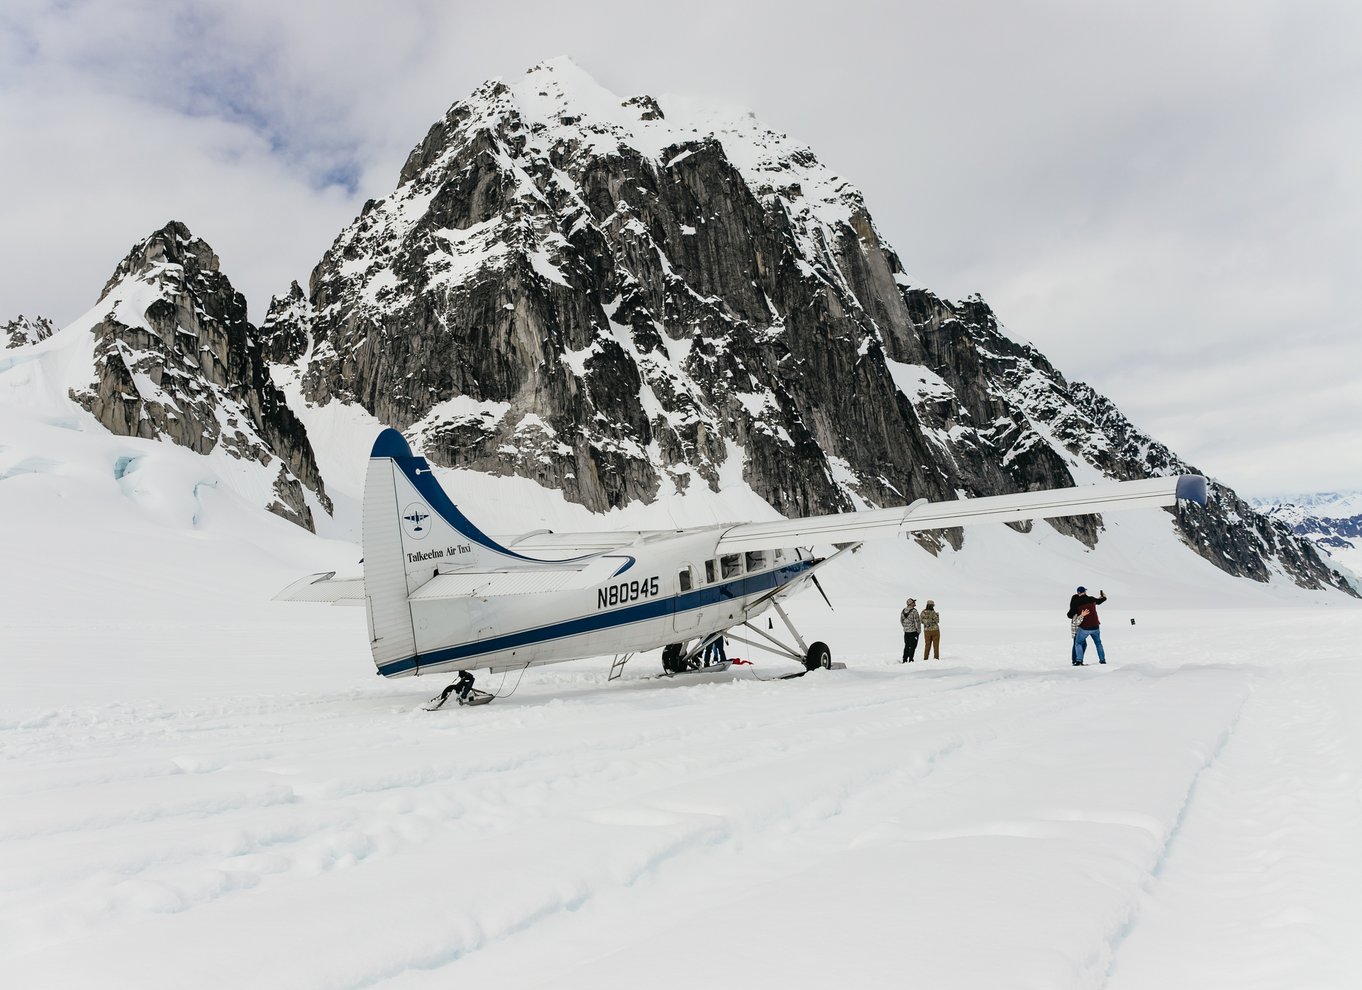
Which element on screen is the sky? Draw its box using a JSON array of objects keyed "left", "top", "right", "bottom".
[{"left": 1, "top": 0, "right": 1358, "bottom": 499}]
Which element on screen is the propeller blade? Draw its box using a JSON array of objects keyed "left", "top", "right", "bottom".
[{"left": 812, "top": 574, "right": 833, "bottom": 610}]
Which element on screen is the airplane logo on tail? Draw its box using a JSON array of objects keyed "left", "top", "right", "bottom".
[{"left": 402, "top": 503, "right": 431, "bottom": 540}]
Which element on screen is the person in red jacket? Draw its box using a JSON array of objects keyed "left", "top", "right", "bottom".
[{"left": 1067, "top": 586, "right": 1108, "bottom": 665}]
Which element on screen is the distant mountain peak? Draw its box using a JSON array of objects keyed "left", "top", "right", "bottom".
[
  {"left": 69, "top": 221, "right": 329, "bottom": 530},
  {"left": 3, "top": 314, "right": 56, "bottom": 348}
]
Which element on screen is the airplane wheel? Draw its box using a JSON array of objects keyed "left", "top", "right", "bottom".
[
  {"left": 662, "top": 642, "right": 685, "bottom": 674},
  {"left": 805, "top": 641, "right": 831, "bottom": 671}
]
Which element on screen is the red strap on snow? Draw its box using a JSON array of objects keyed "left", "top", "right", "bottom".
[{"left": 730, "top": 658, "right": 752, "bottom": 665}]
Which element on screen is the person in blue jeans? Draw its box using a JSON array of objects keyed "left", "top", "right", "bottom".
[
  {"left": 1068, "top": 586, "right": 1108, "bottom": 665},
  {"left": 704, "top": 634, "right": 728, "bottom": 666}
]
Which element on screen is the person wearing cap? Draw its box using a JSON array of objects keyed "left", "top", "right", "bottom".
[
  {"left": 1067, "top": 586, "right": 1108, "bottom": 665},
  {"left": 899, "top": 597, "right": 921, "bottom": 662},
  {"left": 920, "top": 600, "right": 941, "bottom": 660}
]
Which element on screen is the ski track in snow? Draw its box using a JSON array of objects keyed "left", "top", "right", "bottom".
[{"left": 1102, "top": 664, "right": 1362, "bottom": 990}]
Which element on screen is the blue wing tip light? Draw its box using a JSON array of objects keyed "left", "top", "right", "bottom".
[
  {"left": 371, "top": 428, "right": 413, "bottom": 460},
  {"left": 1175, "top": 474, "right": 1208, "bottom": 506}
]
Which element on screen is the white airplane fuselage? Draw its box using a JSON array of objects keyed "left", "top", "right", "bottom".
[
  {"left": 386, "top": 529, "right": 815, "bottom": 678},
  {"left": 355, "top": 429, "right": 819, "bottom": 679}
]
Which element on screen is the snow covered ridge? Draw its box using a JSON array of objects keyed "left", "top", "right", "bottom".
[
  {"left": 0, "top": 222, "right": 331, "bottom": 531},
  {"left": 1248, "top": 493, "right": 1362, "bottom": 590},
  {"left": 2, "top": 314, "right": 56, "bottom": 348},
  {"left": 1251, "top": 491, "right": 1362, "bottom": 523}
]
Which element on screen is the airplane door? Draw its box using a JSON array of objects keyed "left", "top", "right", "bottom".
[{"left": 672, "top": 562, "right": 702, "bottom": 633}]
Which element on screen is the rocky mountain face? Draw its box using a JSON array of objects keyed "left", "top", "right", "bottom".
[
  {"left": 3, "top": 315, "right": 56, "bottom": 348},
  {"left": 70, "top": 222, "right": 330, "bottom": 530},
  {"left": 258, "top": 58, "right": 1350, "bottom": 594}
]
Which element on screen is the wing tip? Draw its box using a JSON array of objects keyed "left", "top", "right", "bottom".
[{"left": 1175, "top": 474, "right": 1208, "bottom": 506}]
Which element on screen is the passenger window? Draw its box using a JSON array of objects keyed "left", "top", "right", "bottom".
[
  {"left": 745, "top": 550, "right": 766, "bottom": 572},
  {"left": 720, "top": 554, "right": 741, "bottom": 579},
  {"left": 705, "top": 560, "right": 717, "bottom": 584},
  {"left": 679, "top": 568, "right": 693, "bottom": 592},
  {"left": 774, "top": 548, "right": 786, "bottom": 563}
]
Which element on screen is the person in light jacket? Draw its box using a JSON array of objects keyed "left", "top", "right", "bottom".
[
  {"left": 920, "top": 600, "right": 941, "bottom": 660},
  {"left": 899, "top": 598, "right": 921, "bottom": 662}
]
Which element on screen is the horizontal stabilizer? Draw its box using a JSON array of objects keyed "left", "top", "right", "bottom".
[{"left": 273, "top": 571, "right": 365, "bottom": 604}]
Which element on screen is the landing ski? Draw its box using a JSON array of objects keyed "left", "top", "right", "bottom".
[
  {"left": 425, "top": 688, "right": 495, "bottom": 710},
  {"left": 658, "top": 660, "right": 733, "bottom": 678}
]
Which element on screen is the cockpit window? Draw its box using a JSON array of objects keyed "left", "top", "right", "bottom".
[
  {"left": 720, "top": 554, "right": 741, "bottom": 579},
  {"left": 745, "top": 550, "right": 767, "bottom": 572}
]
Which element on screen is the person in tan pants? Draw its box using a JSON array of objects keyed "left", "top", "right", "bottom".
[{"left": 920, "top": 600, "right": 941, "bottom": 659}]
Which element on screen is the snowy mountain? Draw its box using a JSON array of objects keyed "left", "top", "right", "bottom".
[
  {"left": 1, "top": 222, "right": 331, "bottom": 530},
  {"left": 257, "top": 57, "right": 1348, "bottom": 594},
  {"left": 0, "top": 59, "right": 1348, "bottom": 594},
  {"left": 1251, "top": 491, "right": 1362, "bottom": 585},
  {"left": 1252, "top": 490, "right": 1362, "bottom": 527},
  {"left": 2, "top": 314, "right": 55, "bottom": 348}
]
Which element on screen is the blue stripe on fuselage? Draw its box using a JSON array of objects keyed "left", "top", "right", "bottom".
[{"left": 376, "top": 559, "right": 814, "bottom": 676}]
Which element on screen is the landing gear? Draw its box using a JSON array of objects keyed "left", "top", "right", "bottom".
[
  {"left": 713, "top": 601, "right": 843, "bottom": 676},
  {"left": 659, "top": 636, "right": 732, "bottom": 676},
  {"left": 658, "top": 603, "right": 842, "bottom": 680},
  {"left": 661, "top": 642, "right": 687, "bottom": 675},
  {"left": 804, "top": 641, "right": 832, "bottom": 671}
]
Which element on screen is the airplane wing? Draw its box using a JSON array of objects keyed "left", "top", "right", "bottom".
[
  {"left": 712, "top": 474, "right": 1208, "bottom": 555},
  {"left": 273, "top": 571, "right": 365, "bottom": 604},
  {"left": 486, "top": 525, "right": 731, "bottom": 556},
  {"left": 274, "top": 554, "right": 638, "bottom": 603},
  {"left": 486, "top": 530, "right": 658, "bottom": 555}
]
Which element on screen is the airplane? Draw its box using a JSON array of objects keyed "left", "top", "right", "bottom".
[{"left": 276, "top": 428, "right": 1208, "bottom": 705}]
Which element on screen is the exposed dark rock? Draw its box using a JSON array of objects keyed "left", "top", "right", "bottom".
[
  {"left": 3, "top": 315, "right": 56, "bottom": 348},
  {"left": 259, "top": 281, "right": 312, "bottom": 364}
]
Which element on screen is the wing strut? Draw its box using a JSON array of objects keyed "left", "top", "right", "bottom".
[{"left": 723, "top": 600, "right": 812, "bottom": 664}]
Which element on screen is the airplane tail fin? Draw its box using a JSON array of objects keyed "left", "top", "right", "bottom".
[
  {"left": 361, "top": 429, "right": 508, "bottom": 671},
  {"left": 362, "top": 431, "right": 421, "bottom": 670}
]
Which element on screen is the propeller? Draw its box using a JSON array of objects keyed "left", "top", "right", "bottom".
[
  {"left": 796, "top": 546, "right": 834, "bottom": 609},
  {"left": 812, "top": 574, "right": 833, "bottom": 610}
]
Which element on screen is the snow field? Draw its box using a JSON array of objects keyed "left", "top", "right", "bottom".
[
  {"left": 4, "top": 555, "right": 1361, "bottom": 988},
  {"left": 4, "top": 375, "right": 1361, "bottom": 987}
]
